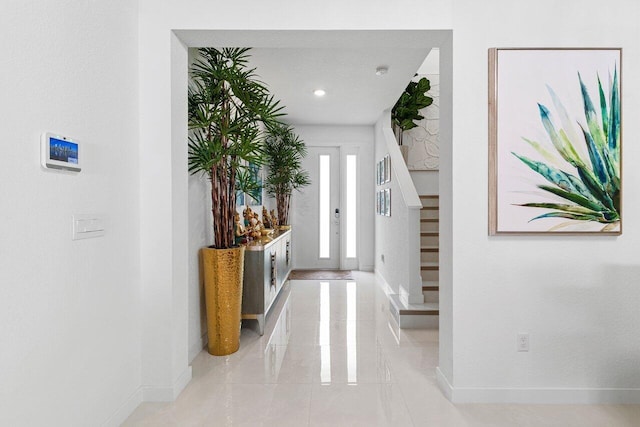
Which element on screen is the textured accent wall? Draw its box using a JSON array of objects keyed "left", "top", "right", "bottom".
[{"left": 403, "top": 74, "right": 440, "bottom": 170}]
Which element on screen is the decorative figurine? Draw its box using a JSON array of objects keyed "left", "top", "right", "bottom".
[
  {"left": 270, "top": 209, "right": 279, "bottom": 227},
  {"left": 262, "top": 206, "right": 273, "bottom": 229},
  {"left": 234, "top": 212, "right": 247, "bottom": 244},
  {"left": 242, "top": 208, "right": 263, "bottom": 239},
  {"left": 243, "top": 206, "right": 253, "bottom": 227}
]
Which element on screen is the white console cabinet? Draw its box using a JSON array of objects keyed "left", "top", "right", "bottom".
[{"left": 241, "top": 229, "right": 292, "bottom": 335}]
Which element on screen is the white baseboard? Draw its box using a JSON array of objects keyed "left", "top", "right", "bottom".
[
  {"left": 436, "top": 367, "right": 453, "bottom": 401},
  {"left": 101, "top": 387, "right": 143, "bottom": 427},
  {"left": 436, "top": 367, "right": 640, "bottom": 404},
  {"left": 102, "top": 366, "right": 193, "bottom": 425},
  {"left": 374, "top": 269, "right": 394, "bottom": 295},
  {"left": 189, "top": 332, "right": 207, "bottom": 363},
  {"left": 142, "top": 366, "right": 193, "bottom": 402},
  {"left": 359, "top": 264, "right": 374, "bottom": 272}
]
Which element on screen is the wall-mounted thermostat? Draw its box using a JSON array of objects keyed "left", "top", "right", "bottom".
[{"left": 41, "top": 132, "right": 81, "bottom": 172}]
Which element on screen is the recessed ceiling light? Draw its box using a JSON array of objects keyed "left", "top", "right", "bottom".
[
  {"left": 313, "top": 89, "right": 326, "bottom": 97},
  {"left": 375, "top": 66, "right": 389, "bottom": 76}
]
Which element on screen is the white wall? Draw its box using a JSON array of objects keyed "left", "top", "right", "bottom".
[
  {"left": 139, "top": 0, "right": 640, "bottom": 411},
  {"left": 294, "top": 125, "right": 375, "bottom": 271},
  {"left": 447, "top": 0, "right": 640, "bottom": 402},
  {"left": 187, "top": 172, "right": 212, "bottom": 362},
  {"left": 139, "top": 1, "right": 453, "bottom": 405},
  {"left": 0, "top": 1, "right": 141, "bottom": 425},
  {"left": 374, "top": 114, "right": 423, "bottom": 303},
  {"left": 411, "top": 170, "right": 439, "bottom": 195},
  {"left": 437, "top": 31, "right": 454, "bottom": 391}
]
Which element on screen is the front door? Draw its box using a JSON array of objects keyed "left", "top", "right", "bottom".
[{"left": 291, "top": 146, "right": 340, "bottom": 269}]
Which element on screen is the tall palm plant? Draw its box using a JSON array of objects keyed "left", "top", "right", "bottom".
[
  {"left": 188, "top": 47, "right": 284, "bottom": 248},
  {"left": 264, "top": 124, "right": 310, "bottom": 225}
]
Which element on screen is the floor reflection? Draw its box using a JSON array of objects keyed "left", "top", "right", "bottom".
[
  {"left": 319, "top": 282, "right": 331, "bottom": 383},
  {"left": 264, "top": 290, "right": 291, "bottom": 380},
  {"left": 347, "top": 281, "right": 357, "bottom": 384}
]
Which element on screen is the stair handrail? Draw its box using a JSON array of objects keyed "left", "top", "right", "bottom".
[
  {"left": 380, "top": 117, "right": 424, "bottom": 304},
  {"left": 382, "top": 127, "right": 422, "bottom": 210}
]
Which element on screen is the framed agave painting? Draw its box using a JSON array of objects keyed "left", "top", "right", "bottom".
[{"left": 489, "top": 48, "right": 622, "bottom": 235}]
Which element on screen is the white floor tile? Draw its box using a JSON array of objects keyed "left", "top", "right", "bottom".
[
  {"left": 308, "top": 383, "right": 414, "bottom": 427},
  {"left": 124, "top": 272, "right": 640, "bottom": 426}
]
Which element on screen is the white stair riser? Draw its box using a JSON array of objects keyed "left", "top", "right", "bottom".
[
  {"left": 420, "top": 235, "right": 439, "bottom": 246},
  {"left": 421, "top": 269, "right": 439, "bottom": 281},
  {"left": 423, "top": 291, "right": 439, "bottom": 303},
  {"left": 420, "top": 209, "right": 439, "bottom": 220},
  {"left": 399, "top": 315, "right": 439, "bottom": 329},
  {"left": 419, "top": 197, "right": 439, "bottom": 207},
  {"left": 420, "top": 221, "right": 439, "bottom": 232},
  {"left": 421, "top": 251, "right": 439, "bottom": 263}
]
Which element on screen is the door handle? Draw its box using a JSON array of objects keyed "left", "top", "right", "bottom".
[{"left": 335, "top": 208, "right": 340, "bottom": 218}]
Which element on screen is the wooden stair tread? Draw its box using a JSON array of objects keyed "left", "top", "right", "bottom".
[
  {"left": 399, "top": 306, "right": 439, "bottom": 316},
  {"left": 420, "top": 218, "right": 439, "bottom": 223},
  {"left": 421, "top": 206, "right": 439, "bottom": 210},
  {"left": 420, "top": 232, "right": 439, "bottom": 236},
  {"left": 422, "top": 281, "right": 439, "bottom": 292},
  {"left": 389, "top": 294, "right": 439, "bottom": 316},
  {"left": 421, "top": 262, "right": 439, "bottom": 270},
  {"left": 419, "top": 195, "right": 439, "bottom": 199},
  {"left": 421, "top": 246, "right": 439, "bottom": 252}
]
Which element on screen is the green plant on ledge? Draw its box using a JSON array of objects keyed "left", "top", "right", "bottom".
[
  {"left": 264, "top": 124, "right": 311, "bottom": 225},
  {"left": 391, "top": 76, "right": 433, "bottom": 145},
  {"left": 188, "top": 47, "right": 285, "bottom": 249}
]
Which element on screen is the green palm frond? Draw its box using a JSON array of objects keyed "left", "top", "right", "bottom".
[
  {"left": 263, "top": 124, "right": 311, "bottom": 224},
  {"left": 188, "top": 47, "right": 287, "bottom": 248},
  {"left": 514, "top": 65, "right": 621, "bottom": 228},
  {"left": 236, "top": 168, "right": 262, "bottom": 204}
]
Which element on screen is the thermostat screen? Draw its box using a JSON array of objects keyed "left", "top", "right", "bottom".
[{"left": 50, "top": 137, "right": 78, "bottom": 164}]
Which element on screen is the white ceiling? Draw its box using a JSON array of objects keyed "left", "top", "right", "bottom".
[
  {"left": 178, "top": 30, "right": 447, "bottom": 126},
  {"left": 246, "top": 47, "right": 431, "bottom": 125}
]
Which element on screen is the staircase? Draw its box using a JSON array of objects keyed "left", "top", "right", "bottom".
[
  {"left": 388, "top": 194, "right": 439, "bottom": 328},
  {"left": 420, "top": 195, "right": 440, "bottom": 313}
]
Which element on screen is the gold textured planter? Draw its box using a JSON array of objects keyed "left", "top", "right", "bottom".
[{"left": 202, "top": 246, "right": 245, "bottom": 356}]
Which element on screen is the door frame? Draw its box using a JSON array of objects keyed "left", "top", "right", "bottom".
[
  {"left": 339, "top": 146, "right": 360, "bottom": 271},
  {"left": 291, "top": 145, "right": 361, "bottom": 270}
]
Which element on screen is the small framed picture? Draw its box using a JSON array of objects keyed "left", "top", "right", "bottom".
[
  {"left": 384, "top": 155, "right": 391, "bottom": 183},
  {"left": 384, "top": 188, "right": 391, "bottom": 216}
]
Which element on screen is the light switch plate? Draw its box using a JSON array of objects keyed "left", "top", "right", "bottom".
[{"left": 73, "top": 214, "right": 105, "bottom": 240}]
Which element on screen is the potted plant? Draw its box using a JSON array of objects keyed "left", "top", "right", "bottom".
[
  {"left": 263, "top": 124, "right": 311, "bottom": 227},
  {"left": 391, "top": 76, "right": 433, "bottom": 146},
  {"left": 188, "top": 47, "right": 284, "bottom": 355}
]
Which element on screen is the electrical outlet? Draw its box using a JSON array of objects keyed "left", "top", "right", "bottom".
[{"left": 517, "top": 333, "right": 529, "bottom": 352}]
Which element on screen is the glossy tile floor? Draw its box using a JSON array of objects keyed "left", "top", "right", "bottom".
[{"left": 124, "top": 272, "right": 640, "bottom": 426}]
